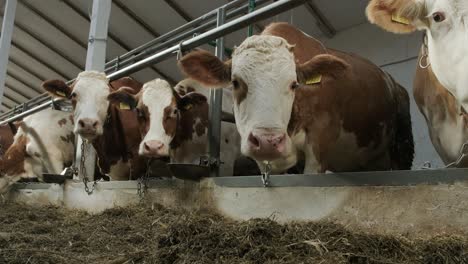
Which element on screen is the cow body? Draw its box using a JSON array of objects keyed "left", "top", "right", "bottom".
[
  {"left": 0, "top": 108, "right": 75, "bottom": 193},
  {"left": 42, "top": 72, "right": 147, "bottom": 180},
  {"left": 414, "top": 49, "right": 468, "bottom": 165},
  {"left": 179, "top": 23, "right": 414, "bottom": 173},
  {"left": 108, "top": 79, "right": 241, "bottom": 176},
  {"left": 367, "top": 0, "right": 468, "bottom": 165}
]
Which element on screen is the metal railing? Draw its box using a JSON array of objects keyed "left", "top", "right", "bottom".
[{"left": 0, "top": 0, "right": 308, "bottom": 125}]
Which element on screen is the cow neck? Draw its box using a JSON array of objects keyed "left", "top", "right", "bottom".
[{"left": 91, "top": 104, "right": 138, "bottom": 173}]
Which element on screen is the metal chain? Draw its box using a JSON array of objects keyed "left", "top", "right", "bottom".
[
  {"left": 80, "top": 140, "right": 97, "bottom": 195},
  {"left": 261, "top": 161, "right": 272, "bottom": 187},
  {"left": 137, "top": 159, "right": 152, "bottom": 202},
  {"left": 445, "top": 142, "right": 468, "bottom": 168}
]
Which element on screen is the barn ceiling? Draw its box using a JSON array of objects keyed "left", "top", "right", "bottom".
[{"left": 0, "top": 0, "right": 369, "bottom": 114}]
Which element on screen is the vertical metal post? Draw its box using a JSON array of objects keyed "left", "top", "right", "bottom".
[
  {"left": 208, "top": 7, "right": 226, "bottom": 177},
  {"left": 0, "top": 0, "right": 17, "bottom": 108},
  {"left": 76, "top": 0, "right": 111, "bottom": 181}
]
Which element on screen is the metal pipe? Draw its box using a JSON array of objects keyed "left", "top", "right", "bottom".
[
  {"left": 109, "top": 0, "right": 308, "bottom": 79},
  {"left": 104, "top": 0, "right": 270, "bottom": 73},
  {"left": 209, "top": 7, "right": 226, "bottom": 178},
  {"left": 0, "top": 0, "right": 307, "bottom": 124},
  {"left": 0, "top": 0, "right": 18, "bottom": 109}
]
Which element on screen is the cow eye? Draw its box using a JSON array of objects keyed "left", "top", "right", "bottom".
[
  {"left": 290, "top": 81, "right": 299, "bottom": 90},
  {"left": 432, "top": 12, "right": 445, "bottom": 23},
  {"left": 70, "top": 92, "right": 77, "bottom": 99},
  {"left": 232, "top": 80, "right": 239, "bottom": 90},
  {"left": 173, "top": 109, "right": 179, "bottom": 115}
]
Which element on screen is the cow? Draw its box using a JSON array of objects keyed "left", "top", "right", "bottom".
[
  {"left": 178, "top": 22, "right": 414, "bottom": 174},
  {"left": 366, "top": 0, "right": 468, "bottom": 165},
  {"left": 413, "top": 49, "right": 468, "bottom": 165},
  {"left": 41, "top": 71, "right": 147, "bottom": 181},
  {"left": 0, "top": 122, "right": 17, "bottom": 157},
  {"left": 0, "top": 108, "right": 75, "bottom": 193},
  {"left": 107, "top": 78, "right": 242, "bottom": 176}
]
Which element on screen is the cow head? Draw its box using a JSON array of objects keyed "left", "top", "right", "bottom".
[
  {"left": 367, "top": 0, "right": 468, "bottom": 107},
  {"left": 178, "top": 36, "right": 348, "bottom": 162},
  {"left": 108, "top": 79, "right": 208, "bottom": 158},
  {"left": 42, "top": 71, "right": 110, "bottom": 140}
]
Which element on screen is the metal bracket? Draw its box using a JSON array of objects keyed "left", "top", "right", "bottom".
[
  {"left": 88, "top": 36, "right": 108, "bottom": 43},
  {"left": 446, "top": 142, "right": 468, "bottom": 168},
  {"left": 261, "top": 162, "right": 272, "bottom": 187}
]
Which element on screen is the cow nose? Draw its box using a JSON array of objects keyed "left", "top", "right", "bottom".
[
  {"left": 247, "top": 132, "right": 287, "bottom": 158},
  {"left": 142, "top": 140, "right": 165, "bottom": 156},
  {"left": 78, "top": 118, "right": 99, "bottom": 130}
]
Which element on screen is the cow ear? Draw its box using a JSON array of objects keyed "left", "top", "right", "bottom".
[
  {"left": 107, "top": 86, "right": 138, "bottom": 110},
  {"left": 178, "top": 49, "right": 231, "bottom": 88},
  {"left": 297, "top": 54, "right": 349, "bottom": 84},
  {"left": 42, "top": 80, "right": 72, "bottom": 98},
  {"left": 366, "top": 0, "right": 425, "bottom": 34},
  {"left": 177, "top": 92, "right": 208, "bottom": 112}
]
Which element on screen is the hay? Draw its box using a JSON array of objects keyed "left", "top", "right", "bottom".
[{"left": 0, "top": 202, "right": 467, "bottom": 264}]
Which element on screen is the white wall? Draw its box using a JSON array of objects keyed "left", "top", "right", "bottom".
[{"left": 319, "top": 23, "right": 443, "bottom": 168}]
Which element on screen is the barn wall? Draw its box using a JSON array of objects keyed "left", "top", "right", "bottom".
[{"left": 319, "top": 23, "right": 443, "bottom": 168}]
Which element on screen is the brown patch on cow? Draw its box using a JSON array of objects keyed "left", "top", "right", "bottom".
[
  {"left": 0, "top": 123, "right": 16, "bottom": 156},
  {"left": 414, "top": 55, "right": 459, "bottom": 123},
  {"left": 263, "top": 23, "right": 411, "bottom": 171},
  {"left": 60, "top": 132, "right": 75, "bottom": 144},
  {"left": 171, "top": 94, "right": 209, "bottom": 149},
  {"left": 58, "top": 118, "right": 67, "bottom": 127},
  {"left": 0, "top": 135, "right": 28, "bottom": 176},
  {"left": 178, "top": 49, "right": 232, "bottom": 87},
  {"left": 232, "top": 77, "right": 248, "bottom": 105},
  {"left": 162, "top": 99, "right": 178, "bottom": 138},
  {"left": 68, "top": 115, "right": 74, "bottom": 125}
]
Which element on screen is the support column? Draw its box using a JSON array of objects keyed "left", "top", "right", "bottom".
[
  {"left": 0, "top": 0, "right": 17, "bottom": 108},
  {"left": 76, "top": 0, "right": 112, "bottom": 181},
  {"left": 208, "top": 7, "right": 226, "bottom": 177}
]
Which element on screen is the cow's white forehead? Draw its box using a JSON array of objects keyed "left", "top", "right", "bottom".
[
  {"left": 141, "top": 79, "right": 174, "bottom": 113},
  {"left": 74, "top": 71, "right": 109, "bottom": 93},
  {"left": 233, "top": 35, "right": 293, "bottom": 56}
]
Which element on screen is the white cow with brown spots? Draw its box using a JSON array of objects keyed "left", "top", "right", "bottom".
[
  {"left": 0, "top": 108, "right": 75, "bottom": 193},
  {"left": 108, "top": 79, "right": 242, "bottom": 176}
]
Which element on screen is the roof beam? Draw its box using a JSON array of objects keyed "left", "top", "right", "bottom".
[
  {"left": 11, "top": 41, "right": 70, "bottom": 80},
  {"left": 304, "top": 0, "right": 336, "bottom": 38},
  {"left": 18, "top": 0, "right": 88, "bottom": 49},
  {"left": 7, "top": 60, "right": 44, "bottom": 92},
  {"left": 5, "top": 85, "right": 28, "bottom": 103},
  {"left": 0, "top": 15, "right": 85, "bottom": 71},
  {"left": 163, "top": 0, "right": 192, "bottom": 22},
  {"left": 5, "top": 79, "right": 32, "bottom": 100},
  {"left": 62, "top": 0, "right": 177, "bottom": 85},
  {"left": 112, "top": 0, "right": 160, "bottom": 37}
]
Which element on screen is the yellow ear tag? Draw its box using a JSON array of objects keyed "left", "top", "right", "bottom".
[
  {"left": 391, "top": 13, "right": 410, "bottom": 25},
  {"left": 56, "top": 91, "right": 66, "bottom": 97},
  {"left": 185, "top": 104, "right": 193, "bottom": 110},
  {"left": 119, "top": 102, "right": 131, "bottom": 110},
  {"left": 306, "top": 74, "right": 322, "bottom": 85}
]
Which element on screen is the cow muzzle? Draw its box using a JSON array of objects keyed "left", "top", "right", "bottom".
[
  {"left": 140, "top": 140, "right": 169, "bottom": 158},
  {"left": 246, "top": 129, "right": 287, "bottom": 161},
  {"left": 76, "top": 118, "right": 100, "bottom": 139}
]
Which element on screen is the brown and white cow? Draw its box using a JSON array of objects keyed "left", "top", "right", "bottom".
[
  {"left": 414, "top": 49, "right": 468, "bottom": 165},
  {"left": 107, "top": 78, "right": 242, "bottom": 176},
  {"left": 178, "top": 22, "right": 414, "bottom": 173},
  {"left": 367, "top": 0, "right": 468, "bottom": 166},
  {"left": 0, "top": 122, "right": 17, "bottom": 157},
  {"left": 42, "top": 71, "right": 147, "bottom": 180},
  {"left": 0, "top": 108, "right": 75, "bottom": 193}
]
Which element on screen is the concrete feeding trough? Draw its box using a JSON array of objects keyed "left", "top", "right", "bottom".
[{"left": 4, "top": 168, "right": 468, "bottom": 238}]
